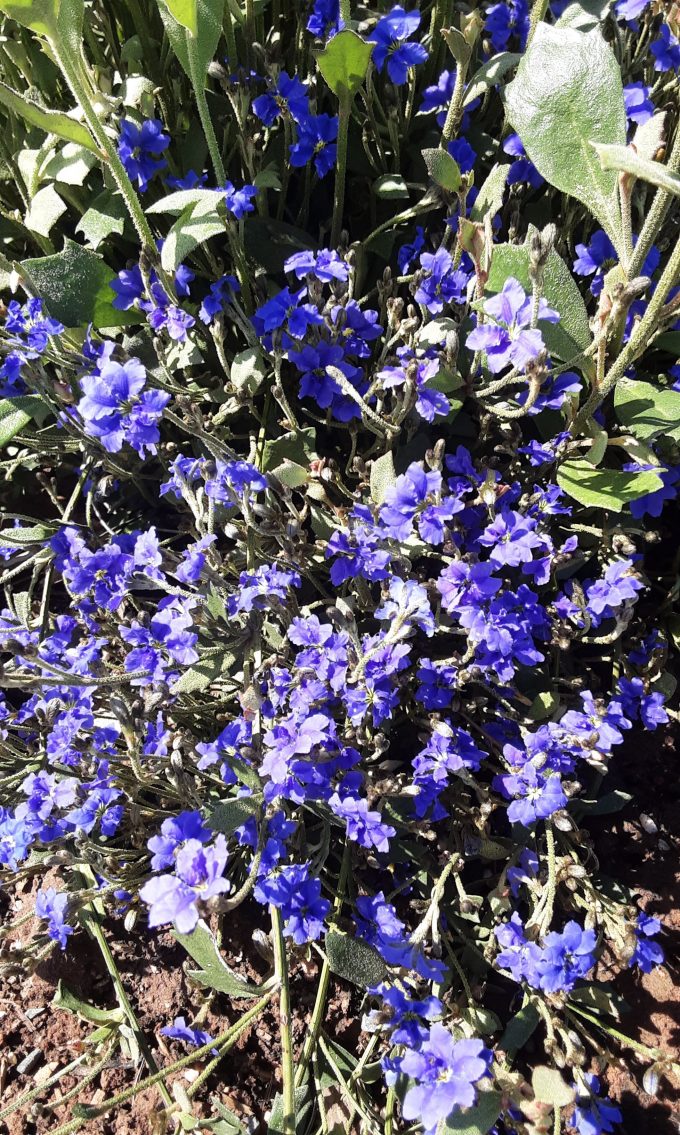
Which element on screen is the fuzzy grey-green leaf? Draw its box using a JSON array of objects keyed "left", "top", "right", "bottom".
[{"left": 505, "top": 25, "right": 626, "bottom": 253}]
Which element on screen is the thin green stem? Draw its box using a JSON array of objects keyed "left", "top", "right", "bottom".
[
  {"left": 49, "top": 991, "right": 275, "bottom": 1135},
  {"left": 628, "top": 119, "right": 680, "bottom": 280},
  {"left": 48, "top": 36, "right": 155, "bottom": 250},
  {"left": 271, "top": 904, "right": 296, "bottom": 1135},
  {"left": 331, "top": 89, "right": 352, "bottom": 248},
  {"left": 224, "top": 6, "right": 238, "bottom": 67}
]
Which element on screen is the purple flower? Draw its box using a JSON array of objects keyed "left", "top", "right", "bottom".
[
  {"left": 496, "top": 762, "right": 567, "bottom": 826},
  {"left": 485, "top": 0, "right": 530, "bottom": 50},
  {"left": 161, "top": 1016, "right": 217, "bottom": 1052},
  {"left": 623, "top": 83, "right": 654, "bottom": 126},
  {"left": 147, "top": 810, "right": 211, "bottom": 871},
  {"left": 629, "top": 913, "right": 664, "bottom": 973},
  {"left": 35, "top": 888, "right": 73, "bottom": 950},
  {"left": 370, "top": 6, "right": 428, "bottom": 86},
  {"left": 329, "top": 792, "right": 395, "bottom": 852},
  {"left": 117, "top": 118, "right": 169, "bottom": 192},
  {"left": 415, "top": 247, "right": 468, "bottom": 314},
  {"left": 568, "top": 1075, "right": 622, "bottom": 1135},
  {"left": 573, "top": 230, "right": 617, "bottom": 296},
  {"left": 78, "top": 358, "right": 170, "bottom": 457},
  {"left": 467, "top": 277, "right": 556, "bottom": 373},
  {"left": 539, "top": 921, "right": 597, "bottom": 992},
  {"left": 284, "top": 248, "right": 349, "bottom": 282},
  {"left": 503, "top": 132, "right": 543, "bottom": 188},
  {"left": 307, "top": 0, "right": 342, "bottom": 38},
  {"left": 223, "top": 180, "right": 259, "bottom": 219},
  {"left": 399, "top": 1025, "right": 491, "bottom": 1135},
  {"left": 140, "top": 836, "right": 230, "bottom": 934}
]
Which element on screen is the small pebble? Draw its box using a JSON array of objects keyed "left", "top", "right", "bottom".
[
  {"left": 25, "top": 1006, "right": 45, "bottom": 1021},
  {"left": 16, "top": 1048, "right": 42, "bottom": 1075},
  {"left": 640, "top": 813, "right": 658, "bottom": 834}
]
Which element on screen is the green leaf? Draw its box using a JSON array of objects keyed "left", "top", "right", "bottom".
[
  {"left": 485, "top": 235, "right": 592, "bottom": 368},
  {"left": 422, "top": 147, "right": 461, "bottom": 192},
  {"left": 24, "top": 183, "right": 66, "bottom": 237},
  {"left": 172, "top": 647, "right": 234, "bottom": 693},
  {"left": 0, "top": 79, "right": 99, "bottom": 153},
  {"left": 532, "top": 1066, "right": 575, "bottom": 1107},
  {"left": 163, "top": 0, "right": 197, "bottom": 34},
  {"left": 373, "top": 173, "right": 410, "bottom": 199},
  {"left": 654, "top": 331, "right": 680, "bottom": 355},
  {"left": 244, "top": 216, "right": 317, "bottom": 272},
  {"left": 0, "top": 395, "right": 48, "bottom": 447},
  {"left": 173, "top": 921, "right": 267, "bottom": 998},
  {"left": 324, "top": 930, "right": 387, "bottom": 988},
  {"left": 470, "top": 163, "right": 508, "bottom": 223},
  {"left": 630, "top": 113, "right": 666, "bottom": 163},
  {"left": 261, "top": 427, "right": 316, "bottom": 472},
  {"left": 41, "top": 142, "right": 97, "bottom": 185},
  {"left": 161, "top": 199, "right": 224, "bottom": 272},
  {"left": 574, "top": 789, "right": 633, "bottom": 815},
  {"left": 267, "top": 1085, "right": 311, "bottom": 1135},
  {"left": 21, "top": 239, "right": 132, "bottom": 329},
  {"left": 505, "top": 25, "right": 626, "bottom": 253},
  {"left": 209, "top": 796, "right": 261, "bottom": 835},
  {"left": 54, "top": 981, "right": 125, "bottom": 1025},
  {"left": 0, "top": 521, "right": 55, "bottom": 546},
  {"left": 556, "top": 0, "right": 610, "bottom": 29},
  {"left": 146, "top": 187, "right": 223, "bottom": 215},
  {"left": 76, "top": 189, "right": 126, "bottom": 249},
  {"left": 527, "top": 691, "right": 560, "bottom": 721},
  {"left": 0, "top": 0, "right": 59, "bottom": 34},
  {"left": 499, "top": 1001, "right": 540, "bottom": 1054},
  {"left": 464, "top": 52, "right": 520, "bottom": 107},
  {"left": 557, "top": 458, "right": 663, "bottom": 511},
  {"left": 157, "top": 0, "right": 224, "bottom": 78},
  {"left": 592, "top": 141, "right": 680, "bottom": 198},
  {"left": 442, "top": 1091, "right": 502, "bottom": 1133},
  {"left": 614, "top": 378, "right": 680, "bottom": 443},
  {"left": 231, "top": 347, "right": 267, "bottom": 393},
  {"left": 316, "top": 29, "right": 372, "bottom": 98},
  {"left": 370, "top": 450, "right": 397, "bottom": 505}
]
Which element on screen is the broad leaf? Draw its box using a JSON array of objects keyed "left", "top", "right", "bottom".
[
  {"left": 157, "top": 0, "right": 224, "bottom": 78},
  {"left": 556, "top": 458, "right": 663, "bottom": 511},
  {"left": 614, "top": 378, "right": 680, "bottom": 443},
  {"left": 0, "top": 79, "right": 99, "bottom": 154},
  {"left": 209, "top": 796, "right": 261, "bottom": 835},
  {"left": 499, "top": 1001, "right": 540, "bottom": 1053},
  {"left": 0, "top": 0, "right": 59, "bottom": 34},
  {"left": 173, "top": 921, "right": 267, "bottom": 998},
  {"left": 76, "top": 189, "right": 127, "bottom": 249},
  {"left": 556, "top": 0, "right": 610, "bottom": 29},
  {"left": 0, "top": 395, "right": 48, "bottom": 447},
  {"left": 261, "top": 427, "right": 316, "bottom": 472},
  {"left": 592, "top": 142, "right": 680, "bottom": 198},
  {"left": 442, "top": 1091, "right": 502, "bottom": 1134},
  {"left": 0, "top": 521, "right": 56, "bottom": 546},
  {"left": 370, "top": 450, "right": 397, "bottom": 505},
  {"left": 24, "top": 184, "right": 66, "bottom": 237},
  {"left": 422, "top": 147, "right": 462, "bottom": 192},
  {"left": 147, "top": 187, "right": 224, "bottom": 215},
  {"left": 505, "top": 25, "right": 626, "bottom": 253},
  {"left": 21, "top": 240, "right": 133, "bottom": 329},
  {"left": 41, "top": 142, "right": 97, "bottom": 185},
  {"left": 316, "top": 29, "right": 372, "bottom": 98},
  {"left": 325, "top": 930, "right": 387, "bottom": 987},
  {"left": 163, "top": 0, "right": 197, "bottom": 34},
  {"left": 161, "top": 199, "right": 224, "bottom": 271},
  {"left": 485, "top": 235, "right": 592, "bottom": 369},
  {"left": 373, "top": 173, "right": 410, "bottom": 199},
  {"left": 464, "top": 52, "right": 520, "bottom": 107},
  {"left": 172, "top": 648, "right": 234, "bottom": 694},
  {"left": 532, "top": 1066, "right": 575, "bottom": 1107}
]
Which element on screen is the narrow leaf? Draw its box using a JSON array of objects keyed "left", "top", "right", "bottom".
[
  {"left": 0, "top": 395, "right": 48, "bottom": 448},
  {"left": 0, "top": 79, "right": 99, "bottom": 154},
  {"left": 592, "top": 141, "right": 680, "bottom": 198},
  {"left": 325, "top": 930, "right": 387, "bottom": 987},
  {"left": 173, "top": 921, "right": 267, "bottom": 998}
]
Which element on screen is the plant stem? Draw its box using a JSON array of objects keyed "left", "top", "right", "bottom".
[
  {"left": 331, "top": 88, "right": 352, "bottom": 248},
  {"left": 48, "top": 35, "right": 155, "bottom": 250},
  {"left": 187, "top": 34, "right": 226, "bottom": 185},
  {"left": 440, "top": 60, "right": 467, "bottom": 147},
  {"left": 527, "top": 0, "right": 550, "bottom": 46},
  {"left": 49, "top": 991, "right": 275, "bottom": 1135},
  {"left": 571, "top": 229, "right": 680, "bottom": 435},
  {"left": 271, "top": 904, "right": 296, "bottom": 1135},
  {"left": 627, "top": 118, "right": 680, "bottom": 279}
]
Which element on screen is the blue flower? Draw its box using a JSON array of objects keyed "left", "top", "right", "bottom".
[
  {"left": 448, "top": 137, "right": 477, "bottom": 174},
  {"left": 568, "top": 1075, "right": 622, "bottom": 1135},
  {"left": 467, "top": 277, "right": 556, "bottom": 373},
  {"left": 223, "top": 180, "right": 259, "bottom": 219},
  {"left": 307, "top": 0, "right": 342, "bottom": 39},
  {"left": 415, "top": 247, "right": 469, "bottom": 314},
  {"left": 651, "top": 22, "right": 680, "bottom": 71},
  {"left": 35, "top": 888, "right": 73, "bottom": 950},
  {"left": 254, "top": 863, "right": 330, "bottom": 944},
  {"left": 503, "top": 133, "right": 544, "bottom": 188},
  {"left": 290, "top": 114, "right": 338, "bottom": 177},
  {"left": 140, "top": 836, "right": 230, "bottom": 934},
  {"left": 572, "top": 230, "right": 617, "bottom": 296},
  {"left": 253, "top": 71, "right": 310, "bottom": 125},
  {"left": 117, "top": 118, "right": 169, "bottom": 192},
  {"left": 398, "top": 1025, "right": 491, "bottom": 1135},
  {"left": 623, "top": 82, "right": 654, "bottom": 126},
  {"left": 370, "top": 6, "right": 428, "bottom": 85},
  {"left": 629, "top": 913, "right": 664, "bottom": 973},
  {"left": 78, "top": 358, "right": 170, "bottom": 457},
  {"left": 161, "top": 1017, "right": 217, "bottom": 1052},
  {"left": 485, "top": 0, "right": 529, "bottom": 50}
]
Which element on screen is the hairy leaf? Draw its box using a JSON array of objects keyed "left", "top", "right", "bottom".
[
  {"left": 505, "top": 25, "right": 626, "bottom": 252},
  {"left": 316, "top": 29, "right": 372, "bottom": 98},
  {"left": 592, "top": 141, "right": 680, "bottom": 198},
  {"left": 21, "top": 239, "right": 133, "bottom": 329},
  {"left": 0, "top": 79, "right": 99, "bottom": 153},
  {"left": 325, "top": 930, "right": 387, "bottom": 987},
  {"left": 614, "top": 378, "right": 680, "bottom": 443},
  {"left": 556, "top": 458, "right": 663, "bottom": 511},
  {"left": 173, "top": 921, "right": 267, "bottom": 998}
]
